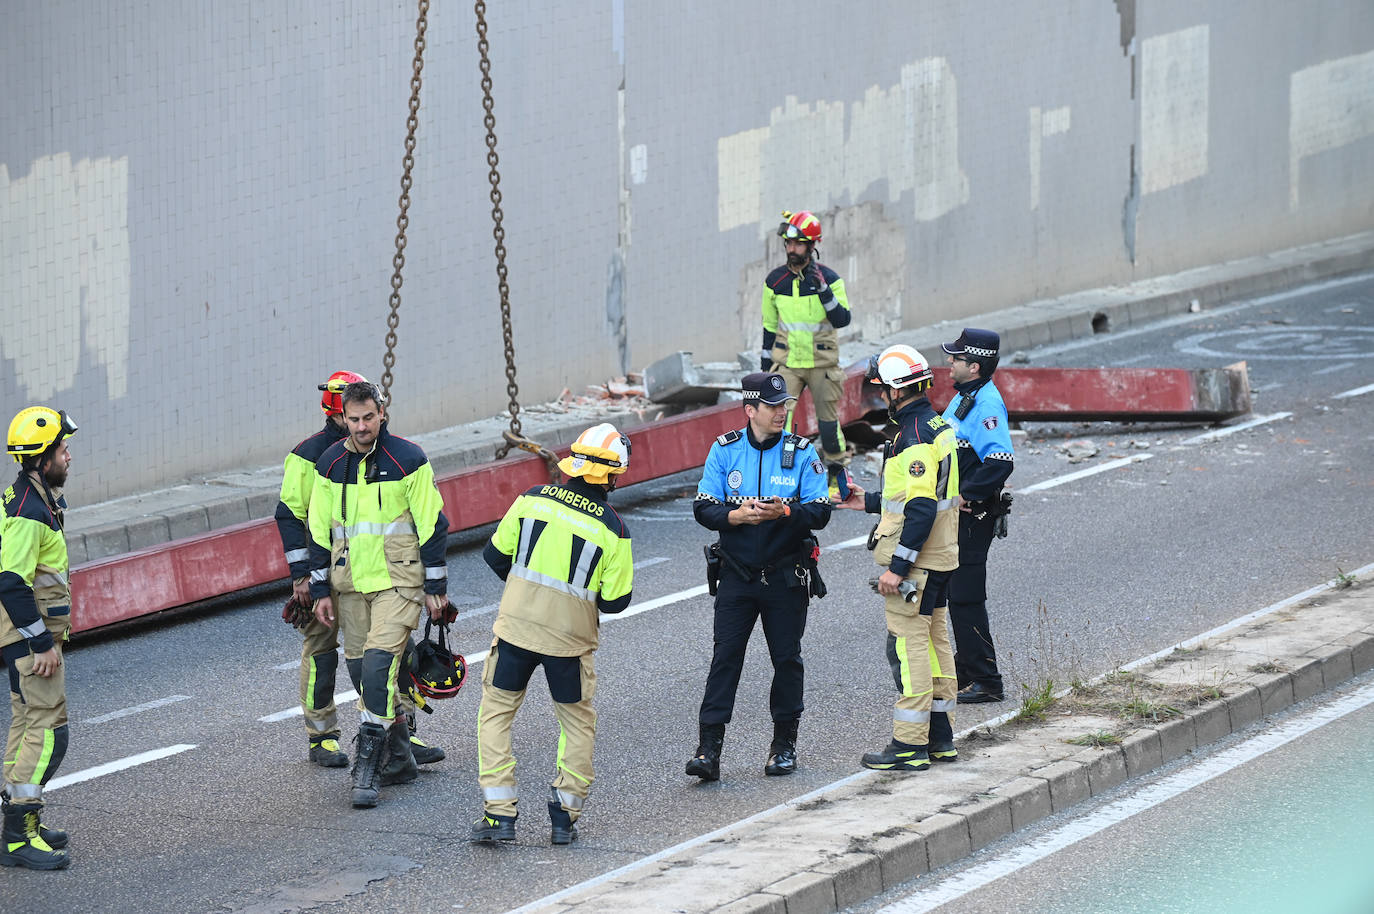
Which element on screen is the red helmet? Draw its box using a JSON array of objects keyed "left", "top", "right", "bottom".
[
  {"left": 778, "top": 210, "right": 822, "bottom": 244},
  {"left": 318, "top": 370, "right": 368, "bottom": 416}
]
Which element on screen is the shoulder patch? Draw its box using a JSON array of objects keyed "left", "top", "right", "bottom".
[
  {"left": 716, "top": 430, "right": 742, "bottom": 446},
  {"left": 810, "top": 458, "right": 825, "bottom": 475},
  {"left": 909, "top": 459, "right": 927, "bottom": 478},
  {"left": 982, "top": 416, "right": 999, "bottom": 431}
]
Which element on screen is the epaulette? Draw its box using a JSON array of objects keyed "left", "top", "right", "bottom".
[
  {"left": 716, "top": 430, "right": 742, "bottom": 446},
  {"left": 784, "top": 433, "right": 809, "bottom": 450}
]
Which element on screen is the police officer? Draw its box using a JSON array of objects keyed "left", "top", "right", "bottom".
[
  {"left": 686, "top": 372, "right": 832, "bottom": 780},
  {"left": 940, "top": 329, "right": 1015, "bottom": 704},
  {"left": 835, "top": 346, "right": 961, "bottom": 770},
  {"left": 762, "top": 210, "right": 854, "bottom": 492},
  {"left": 471, "top": 424, "right": 634, "bottom": 846},
  {"left": 307, "top": 382, "right": 451, "bottom": 808},
  {"left": 276, "top": 371, "right": 446, "bottom": 770},
  {"left": 1, "top": 407, "right": 78, "bottom": 869}
]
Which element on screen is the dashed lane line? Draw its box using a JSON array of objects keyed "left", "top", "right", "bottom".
[
  {"left": 82, "top": 695, "right": 193, "bottom": 725},
  {"left": 1180, "top": 411, "right": 1292, "bottom": 445},
  {"left": 1018, "top": 454, "right": 1152, "bottom": 493},
  {"left": 1334, "top": 381, "right": 1374, "bottom": 399}
]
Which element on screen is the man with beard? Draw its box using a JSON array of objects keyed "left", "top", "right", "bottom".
[
  {"left": 761, "top": 210, "right": 853, "bottom": 497},
  {"left": 307, "top": 382, "right": 451, "bottom": 808},
  {"left": 1, "top": 407, "right": 79, "bottom": 869}
]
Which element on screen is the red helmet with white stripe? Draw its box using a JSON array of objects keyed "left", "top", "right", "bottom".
[{"left": 318, "top": 370, "right": 369, "bottom": 417}]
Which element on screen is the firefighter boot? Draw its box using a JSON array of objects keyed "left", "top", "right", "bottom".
[
  {"left": 1, "top": 803, "right": 69, "bottom": 870},
  {"left": 407, "top": 712, "right": 445, "bottom": 765},
  {"left": 351, "top": 722, "right": 387, "bottom": 808},
  {"left": 379, "top": 719, "right": 419, "bottom": 786},
  {"left": 470, "top": 812, "right": 517, "bottom": 843},
  {"left": 928, "top": 711, "right": 958, "bottom": 763},
  {"left": 685, "top": 722, "right": 725, "bottom": 781},
  {"left": 308, "top": 734, "right": 350, "bottom": 768},
  {"left": 1, "top": 793, "right": 66, "bottom": 851},
  {"left": 861, "top": 739, "right": 930, "bottom": 772},
  {"left": 764, "top": 719, "right": 798, "bottom": 776},
  {"left": 548, "top": 789, "right": 578, "bottom": 846}
]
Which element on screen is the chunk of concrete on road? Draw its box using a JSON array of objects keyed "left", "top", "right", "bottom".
[{"left": 644, "top": 351, "right": 746, "bottom": 404}]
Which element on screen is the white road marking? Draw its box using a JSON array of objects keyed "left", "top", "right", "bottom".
[
  {"left": 1180, "top": 411, "right": 1291, "bottom": 444},
  {"left": 1314, "top": 360, "right": 1355, "bottom": 375},
  {"left": 1018, "top": 454, "right": 1152, "bottom": 493},
  {"left": 1333, "top": 381, "right": 1374, "bottom": 399},
  {"left": 259, "top": 691, "right": 358, "bottom": 722},
  {"left": 46, "top": 744, "right": 197, "bottom": 792},
  {"left": 633, "top": 556, "right": 671, "bottom": 569},
  {"left": 273, "top": 647, "right": 344, "bottom": 671},
  {"left": 82, "top": 695, "right": 192, "bottom": 725},
  {"left": 876, "top": 679, "right": 1374, "bottom": 914},
  {"left": 511, "top": 563, "right": 1374, "bottom": 912}
]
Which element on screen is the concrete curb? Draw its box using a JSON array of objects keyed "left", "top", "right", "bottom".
[
  {"left": 523, "top": 579, "right": 1374, "bottom": 914},
  {"left": 61, "top": 230, "right": 1374, "bottom": 571}
]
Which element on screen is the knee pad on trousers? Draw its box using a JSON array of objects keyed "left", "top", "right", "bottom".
[
  {"left": 307, "top": 649, "right": 339, "bottom": 709},
  {"left": 818, "top": 420, "right": 844, "bottom": 457},
  {"left": 40, "top": 725, "right": 69, "bottom": 785},
  {"left": 360, "top": 648, "right": 399, "bottom": 718},
  {"left": 345, "top": 656, "right": 363, "bottom": 693},
  {"left": 885, "top": 633, "right": 904, "bottom": 692}
]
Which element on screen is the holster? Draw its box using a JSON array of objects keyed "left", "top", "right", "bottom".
[
  {"left": 993, "top": 489, "right": 1013, "bottom": 538},
  {"left": 704, "top": 543, "right": 722, "bottom": 596},
  {"left": 798, "top": 536, "right": 826, "bottom": 599}
]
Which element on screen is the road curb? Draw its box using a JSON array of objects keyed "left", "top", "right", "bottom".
[{"left": 528, "top": 581, "right": 1374, "bottom": 913}]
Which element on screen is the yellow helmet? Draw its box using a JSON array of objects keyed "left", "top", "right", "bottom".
[
  {"left": 7, "top": 407, "right": 78, "bottom": 465},
  {"left": 557, "top": 423, "right": 631, "bottom": 485}
]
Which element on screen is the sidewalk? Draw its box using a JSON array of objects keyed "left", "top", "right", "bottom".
[
  {"left": 515, "top": 570, "right": 1374, "bottom": 914},
  {"left": 62, "top": 229, "right": 1374, "bottom": 569}
]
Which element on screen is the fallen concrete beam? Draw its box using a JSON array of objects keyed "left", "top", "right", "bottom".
[
  {"left": 68, "top": 362, "right": 1250, "bottom": 633},
  {"left": 643, "top": 350, "right": 748, "bottom": 405}
]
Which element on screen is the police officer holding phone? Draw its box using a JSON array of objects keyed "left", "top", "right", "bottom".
[{"left": 687, "top": 373, "right": 832, "bottom": 781}]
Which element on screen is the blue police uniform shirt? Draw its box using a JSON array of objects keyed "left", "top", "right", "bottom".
[
  {"left": 941, "top": 378, "right": 1014, "bottom": 503},
  {"left": 694, "top": 428, "right": 831, "bottom": 570}
]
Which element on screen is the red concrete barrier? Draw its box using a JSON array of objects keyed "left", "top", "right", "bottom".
[{"left": 69, "top": 362, "right": 1247, "bottom": 632}]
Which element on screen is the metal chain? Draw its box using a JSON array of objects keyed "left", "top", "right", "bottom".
[
  {"left": 476, "top": 0, "right": 559, "bottom": 479},
  {"left": 380, "top": 0, "right": 430, "bottom": 408}
]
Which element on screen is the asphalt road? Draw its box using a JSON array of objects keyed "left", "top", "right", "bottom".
[
  {"left": 3, "top": 272, "right": 1371, "bottom": 914},
  {"left": 856, "top": 670, "right": 1374, "bottom": 914}
]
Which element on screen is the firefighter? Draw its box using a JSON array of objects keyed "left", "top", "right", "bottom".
[
  {"left": 1, "top": 407, "right": 79, "bottom": 869},
  {"left": 471, "top": 424, "right": 634, "bottom": 846},
  {"left": 940, "top": 329, "right": 1015, "bottom": 704},
  {"left": 762, "top": 210, "right": 854, "bottom": 496},
  {"left": 686, "top": 372, "right": 832, "bottom": 781},
  {"left": 274, "top": 371, "right": 445, "bottom": 769},
  {"left": 834, "top": 346, "right": 961, "bottom": 771},
  {"left": 307, "top": 382, "right": 451, "bottom": 808}
]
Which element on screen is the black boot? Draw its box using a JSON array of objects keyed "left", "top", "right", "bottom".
[
  {"left": 928, "top": 711, "right": 958, "bottom": 762},
  {"left": 685, "top": 722, "right": 725, "bottom": 781},
  {"left": 407, "top": 712, "right": 445, "bottom": 765},
  {"left": 1, "top": 793, "right": 66, "bottom": 851},
  {"left": 764, "top": 720, "right": 798, "bottom": 776},
  {"left": 548, "top": 789, "right": 579, "bottom": 846},
  {"left": 308, "top": 733, "right": 350, "bottom": 768},
  {"left": 470, "top": 812, "right": 517, "bottom": 843},
  {"left": 861, "top": 739, "right": 929, "bottom": 772},
  {"left": 351, "top": 722, "right": 387, "bottom": 808},
  {"left": 379, "top": 719, "right": 419, "bottom": 786},
  {"left": 0, "top": 802, "right": 69, "bottom": 870}
]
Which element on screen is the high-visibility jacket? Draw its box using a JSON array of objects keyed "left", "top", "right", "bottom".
[
  {"left": 307, "top": 422, "right": 449, "bottom": 599},
  {"left": 0, "top": 473, "right": 70, "bottom": 653},
  {"left": 274, "top": 419, "right": 345, "bottom": 581},
  {"left": 762, "top": 261, "right": 850, "bottom": 370},
  {"left": 482, "top": 477, "right": 633, "bottom": 656},
  {"left": 865, "top": 397, "right": 960, "bottom": 576}
]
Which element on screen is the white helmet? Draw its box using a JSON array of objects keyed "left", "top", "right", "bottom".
[
  {"left": 872, "top": 344, "right": 933, "bottom": 391},
  {"left": 558, "top": 423, "right": 631, "bottom": 485}
]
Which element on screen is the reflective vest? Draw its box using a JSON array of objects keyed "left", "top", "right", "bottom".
[
  {"left": 872, "top": 398, "right": 959, "bottom": 575},
  {"left": 274, "top": 419, "right": 345, "bottom": 581},
  {"left": 0, "top": 473, "right": 70, "bottom": 652},
  {"left": 485, "top": 478, "right": 633, "bottom": 656},
  {"left": 307, "top": 422, "right": 449, "bottom": 598},
  {"left": 762, "top": 263, "right": 849, "bottom": 369}
]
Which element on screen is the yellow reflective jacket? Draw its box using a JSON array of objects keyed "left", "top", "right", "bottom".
[
  {"left": 307, "top": 422, "right": 449, "bottom": 598},
  {"left": 0, "top": 473, "right": 70, "bottom": 652},
  {"left": 762, "top": 261, "right": 851, "bottom": 369},
  {"left": 866, "top": 398, "right": 959, "bottom": 575},
  {"left": 483, "top": 478, "right": 633, "bottom": 656},
  {"left": 274, "top": 419, "right": 345, "bottom": 581}
]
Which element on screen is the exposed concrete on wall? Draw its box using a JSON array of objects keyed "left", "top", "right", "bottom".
[
  {"left": 1140, "top": 25, "right": 1211, "bottom": 195},
  {"left": 1289, "top": 48, "right": 1374, "bottom": 211}
]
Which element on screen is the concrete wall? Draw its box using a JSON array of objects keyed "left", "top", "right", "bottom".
[{"left": 3, "top": 0, "right": 1371, "bottom": 499}]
